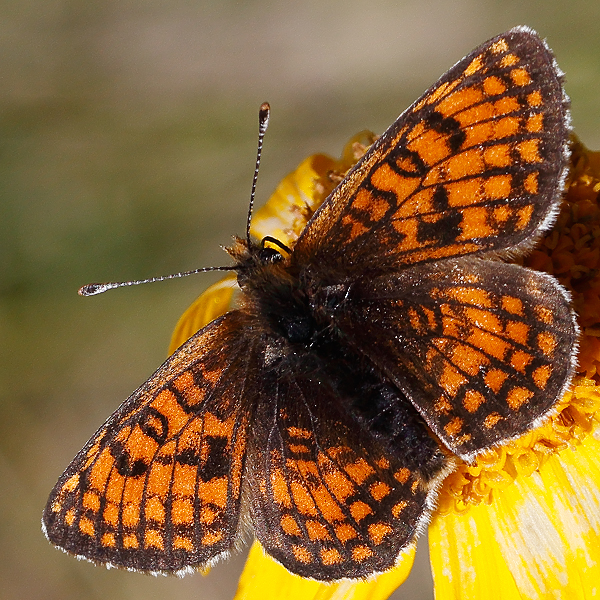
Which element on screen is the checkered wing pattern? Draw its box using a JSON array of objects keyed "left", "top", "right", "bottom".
[
  {"left": 43, "top": 312, "right": 254, "bottom": 572},
  {"left": 43, "top": 26, "right": 576, "bottom": 582},
  {"left": 293, "top": 28, "right": 569, "bottom": 276},
  {"left": 247, "top": 363, "right": 441, "bottom": 579},
  {"left": 335, "top": 260, "right": 577, "bottom": 459}
]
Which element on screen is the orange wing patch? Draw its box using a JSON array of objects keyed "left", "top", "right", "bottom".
[
  {"left": 247, "top": 365, "right": 449, "bottom": 580},
  {"left": 293, "top": 27, "right": 568, "bottom": 276},
  {"left": 338, "top": 260, "right": 577, "bottom": 459},
  {"left": 43, "top": 313, "right": 254, "bottom": 572}
]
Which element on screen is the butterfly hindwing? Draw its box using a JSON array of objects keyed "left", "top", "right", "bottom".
[
  {"left": 247, "top": 348, "right": 449, "bottom": 579},
  {"left": 334, "top": 259, "right": 578, "bottom": 459},
  {"left": 293, "top": 27, "right": 568, "bottom": 276},
  {"left": 43, "top": 312, "right": 255, "bottom": 572}
]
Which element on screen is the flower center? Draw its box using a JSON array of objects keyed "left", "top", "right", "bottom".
[{"left": 437, "top": 377, "right": 600, "bottom": 514}]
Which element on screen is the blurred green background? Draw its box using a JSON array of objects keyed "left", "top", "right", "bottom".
[{"left": 1, "top": 1, "right": 598, "bottom": 599}]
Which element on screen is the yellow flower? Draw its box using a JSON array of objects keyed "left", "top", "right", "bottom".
[{"left": 169, "top": 135, "right": 600, "bottom": 599}]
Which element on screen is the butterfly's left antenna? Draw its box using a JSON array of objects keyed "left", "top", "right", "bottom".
[
  {"left": 78, "top": 265, "right": 238, "bottom": 296},
  {"left": 246, "top": 102, "right": 270, "bottom": 245},
  {"left": 79, "top": 102, "right": 271, "bottom": 298}
]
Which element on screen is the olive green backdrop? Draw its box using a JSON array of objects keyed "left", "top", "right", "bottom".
[{"left": 2, "top": 1, "right": 599, "bottom": 599}]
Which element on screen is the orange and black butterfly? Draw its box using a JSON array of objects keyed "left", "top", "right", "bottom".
[{"left": 43, "top": 27, "right": 578, "bottom": 580}]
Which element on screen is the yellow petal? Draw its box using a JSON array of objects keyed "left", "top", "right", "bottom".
[
  {"left": 250, "top": 130, "right": 376, "bottom": 245},
  {"left": 234, "top": 541, "right": 415, "bottom": 600},
  {"left": 429, "top": 434, "right": 600, "bottom": 599},
  {"left": 168, "top": 274, "right": 237, "bottom": 354},
  {"left": 250, "top": 154, "right": 336, "bottom": 246}
]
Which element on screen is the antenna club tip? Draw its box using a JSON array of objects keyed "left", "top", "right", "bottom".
[
  {"left": 78, "top": 282, "right": 111, "bottom": 296},
  {"left": 259, "top": 102, "right": 270, "bottom": 127}
]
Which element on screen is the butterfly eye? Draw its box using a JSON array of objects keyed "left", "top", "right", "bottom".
[{"left": 258, "top": 246, "right": 284, "bottom": 264}]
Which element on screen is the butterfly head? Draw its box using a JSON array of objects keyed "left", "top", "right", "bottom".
[{"left": 225, "top": 235, "right": 291, "bottom": 287}]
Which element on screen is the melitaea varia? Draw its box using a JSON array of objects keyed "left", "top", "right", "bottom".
[{"left": 44, "top": 27, "right": 577, "bottom": 580}]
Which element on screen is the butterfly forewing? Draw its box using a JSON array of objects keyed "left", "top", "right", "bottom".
[
  {"left": 43, "top": 312, "right": 256, "bottom": 572},
  {"left": 293, "top": 28, "right": 569, "bottom": 276}
]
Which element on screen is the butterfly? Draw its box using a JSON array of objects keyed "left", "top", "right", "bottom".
[{"left": 43, "top": 26, "right": 578, "bottom": 581}]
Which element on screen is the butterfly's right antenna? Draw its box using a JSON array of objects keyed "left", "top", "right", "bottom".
[{"left": 246, "top": 102, "right": 270, "bottom": 245}]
